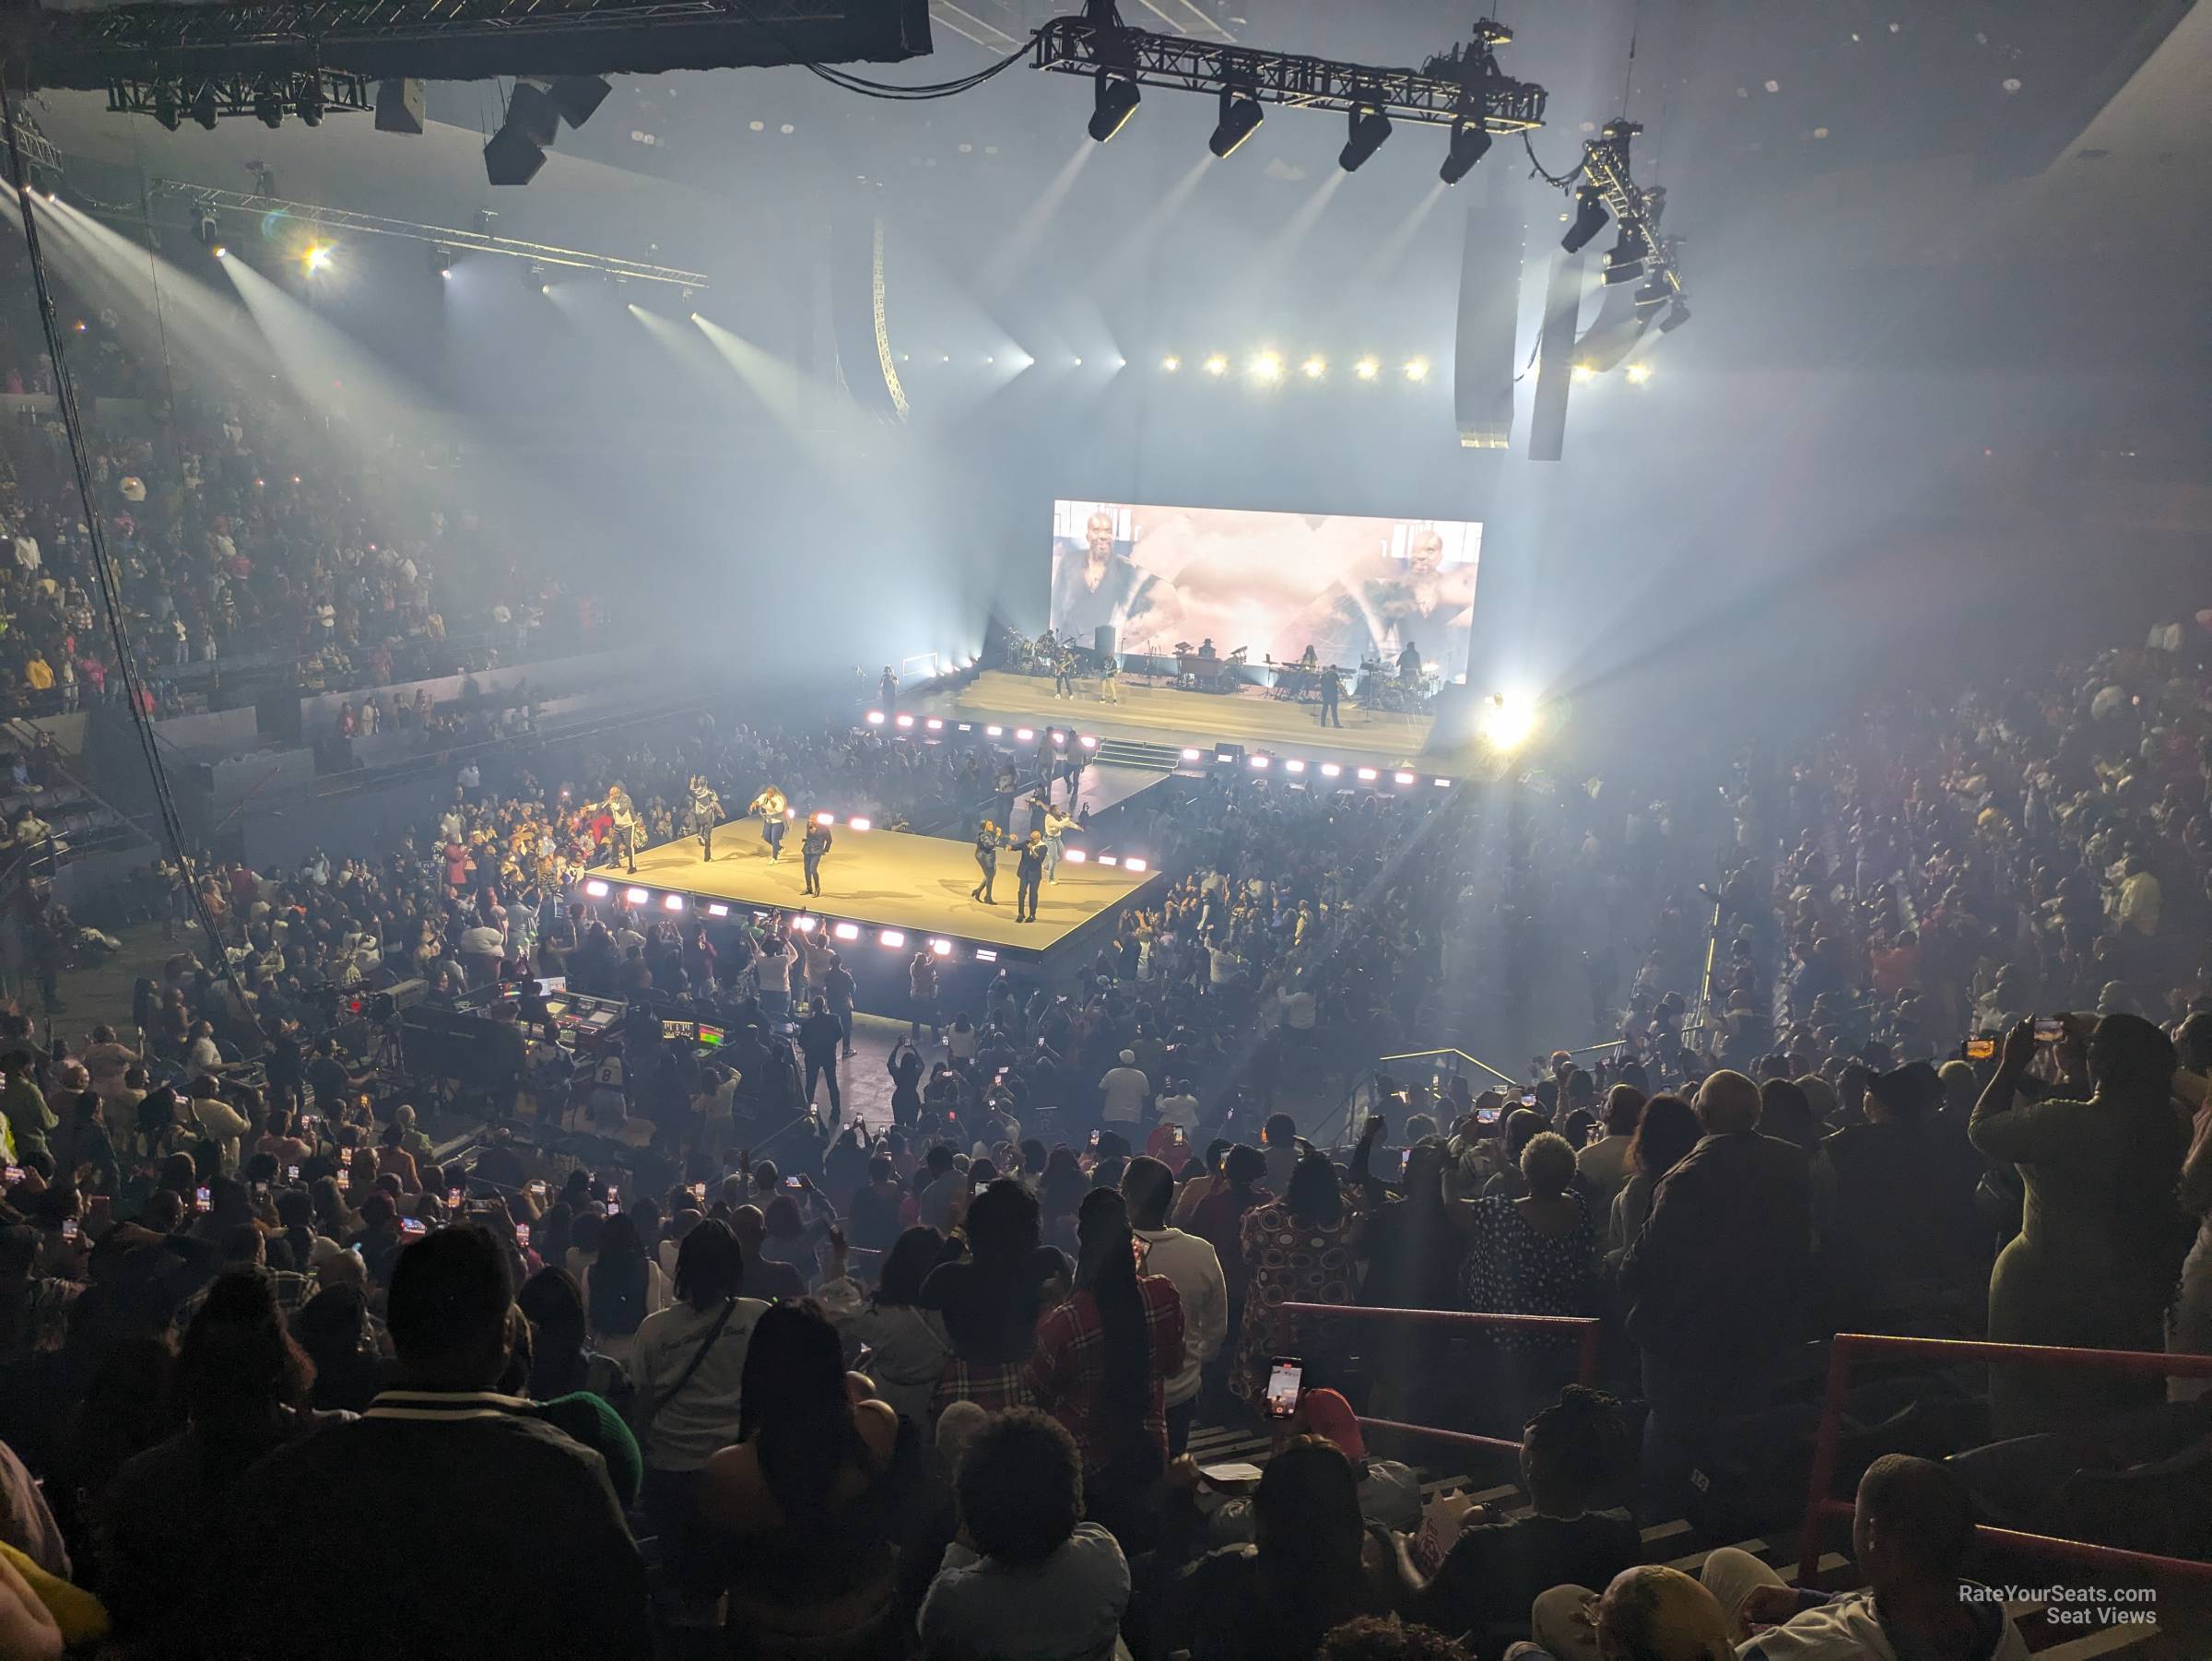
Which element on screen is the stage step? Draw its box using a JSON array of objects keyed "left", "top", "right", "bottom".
[{"left": 1095, "top": 737, "right": 1183, "bottom": 772}]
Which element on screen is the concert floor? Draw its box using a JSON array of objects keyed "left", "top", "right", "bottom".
[
  {"left": 602, "top": 816, "right": 1155, "bottom": 954},
  {"left": 935, "top": 670, "right": 1439, "bottom": 765}
]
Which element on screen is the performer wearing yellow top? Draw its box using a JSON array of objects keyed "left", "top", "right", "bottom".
[{"left": 748, "top": 785, "right": 789, "bottom": 860}]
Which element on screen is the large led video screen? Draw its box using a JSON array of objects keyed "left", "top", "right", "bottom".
[{"left": 1049, "top": 501, "right": 1482, "bottom": 681}]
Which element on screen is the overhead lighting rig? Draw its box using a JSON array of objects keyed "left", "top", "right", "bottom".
[
  {"left": 112, "top": 70, "right": 371, "bottom": 130},
  {"left": 1035, "top": 5, "right": 1546, "bottom": 171},
  {"left": 1566, "top": 118, "right": 1687, "bottom": 327}
]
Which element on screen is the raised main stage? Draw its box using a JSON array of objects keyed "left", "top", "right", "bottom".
[
  {"left": 932, "top": 669, "right": 1440, "bottom": 767},
  {"left": 586, "top": 816, "right": 1156, "bottom": 958}
]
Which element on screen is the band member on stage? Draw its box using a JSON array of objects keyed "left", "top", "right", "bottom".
[
  {"left": 1300, "top": 643, "right": 1319, "bottom": 670},
  {"left": 1015, "top": 830, "right": 1046, "bottom": 923},
  {"left": 1398, "top": 638, "right": 1424, "bottom": 684},
  {"left": 801, "top": 815, "right": 832, "bottom": 896},
  {"left": 1097, "top": 653, "right": 1121, "bottom": 704},
  {"left": 878, "top": 666, "right": 899, "bottom": 711},
  {"left": 750, "top": 785, "right": 789, "bottom": 860},
  {"left": 687, "top": 774, "right": 724, "bottom": 861},
  {"left": 1053, "top": 645, "right": 1078, "bottom": 700},
  {"left": 1319, "top": 663, "right": 1344, "bottom": 728},
  {"left": 1042, "top": 802, "right": 1073, "bottom": 883},
  {"left": 602, "top": 783, "right": 640, "bottom": 874},
  {"left": 971, "top": 820, "right": 1002, "bottom": 904}
]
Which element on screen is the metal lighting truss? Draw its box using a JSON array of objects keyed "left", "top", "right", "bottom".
[
  {"left": 149, "top": 177, "right": 710, "bottom": 288},
  {"left": 1580, "top": 119, "right": 1682, "bottom": 301},
  {"left": 1031, "top": 14, "right": 1547, "bottom": 133},
  {"left": 107, "top": 70, "right": 372, "bottom": 124}
]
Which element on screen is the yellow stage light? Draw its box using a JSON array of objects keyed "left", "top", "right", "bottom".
[
  {"left": 1302, "top": 356, "right": 1326, "bottom": 379},
  {"left": 1250, "top": 350, "right": 1283, "bottom": 382},
  {"left": 1480, "top": 690, "right": 1537, "bottom": 751},
  {"left": 301, "top": 243, "right": 334, "bottom": 275},
  {"left": 1625, "top": 361, "right": 1653, "bottom": 384},
  {"left": 1571, "top": 363, "right": 1595, "bottom": 383},
  {"left": 1203, "top": 354, "right": 1228, "bottom": 376},
  {"left": 1404, "top": 358, "right": 1430, "bottom": 382},
  {"left": 1162, "top": 355, "right": 1181, "bottom": 371},
  {"left": 1354, "top": 357, "right": 1379, "bottom": 380}
]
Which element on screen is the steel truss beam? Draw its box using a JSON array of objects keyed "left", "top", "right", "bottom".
[
  {"left": 107, "top": 71, "right": 372, "bottom": 126},
  {"left": 1580, "top": 123, "right": 1684, "bottom": 300},
  {"left": 1030, "top": 16, "right": 1547, "bottom": 132},
  {"left": 148, "top": 177, "right": 710, "bottom": 288}
]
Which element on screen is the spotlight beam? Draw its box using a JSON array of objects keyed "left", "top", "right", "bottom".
[{"left": 146, "top": 177, "right": 707, "bottom": 289}]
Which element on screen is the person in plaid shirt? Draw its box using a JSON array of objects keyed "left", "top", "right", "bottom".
[{"left": 1025, "top": 1188, "right": 1184, "bottom": 1535}]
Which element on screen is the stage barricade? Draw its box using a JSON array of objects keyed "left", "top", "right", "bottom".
[{"left": 1794, "top": 1332, "right": 2212, "bottom": 1587}]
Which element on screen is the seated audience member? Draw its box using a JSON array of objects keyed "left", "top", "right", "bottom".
[
  {"left": 917, "top": 1408, "right": 1132, "bottom": 1661},
  {"left": 1189, "top": 1386, "right": 1421, "bottom": 1542},
  {"left": 222, "top": 1225, "right": 652, "bottom": 1658},
  {"left": 1510, "top": 1564, "right": 1732, "bottom": 1661},
  {"left": 1620, "top": 1070, "right": 1811, "bottom": 1504},
  {"left": 700, "top": 1299, "right": 906, "bottom": 1654},
  {"left": 1405, "top": 1388, "right": 1641, "bottom": 1658},
  {"left": 1168, "top": 1435, "right": 1401, "bottom": 1661}
]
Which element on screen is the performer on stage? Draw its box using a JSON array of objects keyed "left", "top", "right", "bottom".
[
  {"left": 687, "top": 774, "right": 723, "bottom": 861},
  {"left": 1319, "top": 663, "right": 1344, "bottom": 728},
  {"left": 1098, "top": 654, "right": 1121, "bottom": 704},
  {"left": 801, "top": 815, "right": 832, "bottom": 897},
  {"left": 1053, "top": 645, "right": 1078, "bottom": 700},
  {"left": 971, "top": 820, "right": 1002, "bottom": 904},
  {"left": 878, "top": 666, "right": 899, "bottom": 711},
  {"left": 601, "top": 783, "right": 640, "bottom": 874},
  {"left": 1397, "top": 638, "right": 1424, "bottom": 685},
  {"left": 1042, "top": 802, "right": 1072, "bottom": 884},
  {"left": 750, "top": 785, "right": 789, "bottom": 860},
  {"left": 1016, "top": 830, "right": 1046, "bottom": 924}
]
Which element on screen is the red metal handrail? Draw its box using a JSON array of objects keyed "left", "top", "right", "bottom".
[
  {"left": 1795, "top": 1332, "right": 2212, "bottom": 1586},
  {"left": 1277, "top": 1300, "right": 1604, "bottom": 1390}
]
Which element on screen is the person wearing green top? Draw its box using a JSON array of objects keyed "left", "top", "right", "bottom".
[
  {"left": 0, "top": 1055, "right": 54, "bottom": 1164},
  {"left": 1969, "top": 1013, "right": 2192, "bottom": 1437}
]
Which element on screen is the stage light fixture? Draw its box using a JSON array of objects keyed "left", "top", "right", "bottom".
[
  {"left": 191, "top": 84, "right": 218, "bottom": 131},
  {"left": 1250, "top": 350, "right": 1283, "bottom": 382},
  {"left": 1633, "top": 275, "right": 1671, "bottom": 316},
  {"left": 1480, "top": 690, "right": 1537, "bottom": 750},
  {"left": 301, "top": 242, "right": 334, "bottom": 276},
  {"left": 663, "top": 894, "right": 685, "bottom": 912},
  {"left": 1571, "top": 363, "right": 1595, "bottom": 384},
  {"left": 1208, "top": 88, "right": 1265, "bottom": 158},
  {"left": 1180, "top": 747, "right": 1201, "bottom": 760},
  {"left": 975, "top": 948, "right": 999, "bottom": 962},
  {"left": 1302, "top": 356, "right": 1325, "bottom": 379},
  {"left": 153, "top": 87, "right": 181, "bottom": 130},
  {"left": 1098, "top": 855, "right": 1120, "bottom": 866},
  {"left": 1285, "top": 759, "right": 1307, "bottom": 773},
  {"left": 583, "top": 879, "right": 610, "bottom": 898},
  {"left": 1320, "top": 762, "right": 1342, "bottom": 778},
  {"left": 1088, "top": 75, "right": 1141, "bottom": 143},
  {"left": 1357, "top": 767, "right": 1380, "bottom": 782},
  {"left": 849, "top": 817, "right": 873, "bottom": 831},
  {"left": 1439, "top": 118, "right": 1491, "bottom": 184},
  {"left": 1064, "top": 850, "right": 1088, "bottom": 864},
  {"left": 707, "top": 903, "right": 729, "bottom": 917},
  {"left": 1162, "top": 355, "right": 1181, "bottom": 371},
  {"left": 296, "top": 78, "right": 326, "bottom": 127},
  {"left": 1404, "top": 358, "right": 1430, "bottom": 382},
  {"left": 1354, "top": 357, "right": 1379, "bottom": 380},
  {"left": 1394, "top": 771, "right": 1417, "bottom": 785},
  {"left": 1203, "top": 354, "right": 1228, "bottom": 376},
  {"left": 1561, "top": 185, "right": 1609, "bottom": 253},
  {"left": 1625, "top": 361, "right": 1653, "bottom": 384},
  {"left": 1015, "top": 727, "right": 1035, "bottom": 741},
  {"left": 1124, "top": 857, "right": 1147, "bottom": 872},
  {"left": 195, "top": 211, "right": 220, "bottom": 250},
  {"left": 625, "top": 887, "right": 650, "bottom": 905},
  {"left": 865, "top": 710, "right": 886, "bottom": 724},
  {"left": 1658, "top": 301, "right": 1691, "bottom": 333},
  {"left": 429, "top": 245, "right": 453, "bottom": 277},
  {"left": 1339, "top": 105, "right": 1392, "bottom": 172},
  {"left": 212, "top": 246, "right": 227, "bottom": 260},
  {"left": 929, "top": 938, "right": 953, "bottom": 957},
  {"left": 833, "top": 923, "right": 861, "bottom": 941},
  {"left": 1602, "top": 230, "right": 1644, "bottom": 284},
  {"left": 548, "top": 76, "right": 613, "bottom": 129}
]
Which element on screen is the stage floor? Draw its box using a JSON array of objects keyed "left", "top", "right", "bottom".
[
  {"left": 935, "top": 670, "right": 1438, "bottom": 765},
  {"left": 604, "top": 817, "right": 1155, "bottom": 953}
]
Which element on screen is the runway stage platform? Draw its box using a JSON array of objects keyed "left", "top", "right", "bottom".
[
  {"left": 594, "top": 817, "right": 1156, "bottom": 956},
  {"left": 932, "top": 670, "right": 1439, "bottom": 767}
]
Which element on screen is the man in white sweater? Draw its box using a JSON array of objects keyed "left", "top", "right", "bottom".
[{"left": 1123, "top": 1156, "right": 1227, "bottom": 1455}]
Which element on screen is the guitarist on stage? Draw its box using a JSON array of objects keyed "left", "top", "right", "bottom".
[
  {"left": 749, "top": 785, "right": 790, "bottom": 861},
  {"left": 687, "top": 774, "right": 724, "bottom": 861},
  {"left": 598, "top": 783, "right": 641, "bottom": 874}
]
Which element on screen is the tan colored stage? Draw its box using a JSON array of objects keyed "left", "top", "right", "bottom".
[
  {"left": 602, "top": 817, "right": 1155, "bottom": 952},
  {"left": 933, "top": 669, "right": 1439, "bottom": 765}
]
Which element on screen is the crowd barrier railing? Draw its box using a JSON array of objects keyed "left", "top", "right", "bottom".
[
  {"left": 1795, "top": 1331, "right": 2212, "bottom": 1586},
  {"left": 1278, "top": 1301, "right": 1603, "bottom": 1458}
]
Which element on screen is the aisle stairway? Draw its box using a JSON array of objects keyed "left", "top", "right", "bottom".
[{"left": 1096, "top": 736, "right": 1185, "bottom": 772}]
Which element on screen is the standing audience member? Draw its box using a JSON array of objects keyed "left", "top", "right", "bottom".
[{"left": 1123, "top": 1156, "right": 1227, "bottom": 1456}]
